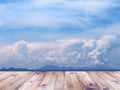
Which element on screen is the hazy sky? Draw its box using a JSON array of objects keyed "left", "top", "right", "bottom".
[{"left": 0, "top": 0, "right": 120, "bottom": 69}]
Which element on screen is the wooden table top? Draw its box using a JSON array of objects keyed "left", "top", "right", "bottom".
[{"left": 0, "top": 71, "right": 120, "bottom": 90}]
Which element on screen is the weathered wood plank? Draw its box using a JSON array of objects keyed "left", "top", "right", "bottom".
[
  {"left": 18, "top": 73, "right": 41, "bottom": 90},
  {"left": 97, "top": 72, "right": 120, "bottom": 90},
  {"left": 0, "top": 71, "right": 119, "bottom": 90},
  {"left": 66, "top": 72, "right": 83, "bottom": 90},
  {"left": 88, "top": 72, "right": 115, "bottom": 90},
  {"left": 35, "top": 72, "right": 56, "bottom": 90},
  {"left": 54, "top": 72, "right": 66, "bottom": 90}
]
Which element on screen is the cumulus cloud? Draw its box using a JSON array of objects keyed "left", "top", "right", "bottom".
[
  {"left": 88, "top": 35, "right": 116, "bottom": 64},
  {"left": 0, "top": 35, "right": 117, "bottom": 69}
]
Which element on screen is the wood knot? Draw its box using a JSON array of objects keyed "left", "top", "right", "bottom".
[
  {"left": 40, "top": 84, "right": 47, "bottom": 87},
  {"left": 30, "top": 81, "right": 33, "bottom": 83},
  {"left": 85, "top": 83, "right": 100, "bottom": 90},
  {"left": 12, "top": 74, "right": 17, "bottom": 76}
]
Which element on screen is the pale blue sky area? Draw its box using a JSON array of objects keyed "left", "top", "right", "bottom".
[
  {"left": 0, "top": 0, "right": 120, "bottom": 43},
  {"left": 0, "top": 0, "right": 120, "bottom": 69}
]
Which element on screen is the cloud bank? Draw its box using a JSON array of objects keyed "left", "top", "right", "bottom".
[{"left": 0, "top": 35, "right": 118, "bottom": 69}]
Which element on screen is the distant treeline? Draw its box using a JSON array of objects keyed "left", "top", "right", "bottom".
[{"left": 0, "top": 65, "right": 120, "bottom": 71}]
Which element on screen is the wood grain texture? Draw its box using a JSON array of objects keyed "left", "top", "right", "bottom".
[{"left": 0, "top": 71, "right": 120, "bottom": 90}]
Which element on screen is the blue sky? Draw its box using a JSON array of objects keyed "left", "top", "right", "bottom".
[
  {"left": 0, "top": 0, "right": 120, "bottom": 41},
  {"left": 0, "top": 0, "right": 120, "bottom": 69}
]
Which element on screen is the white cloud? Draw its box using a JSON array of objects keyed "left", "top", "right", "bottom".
[
  {"left": 0, "top": 0, "right": 118, "bottom": 28},
  {"left": 88, "top": 35, "right": 116, "bottom": 64},
  {"left": 0, "top": 35, "right": 117, "bottom": 69}
]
